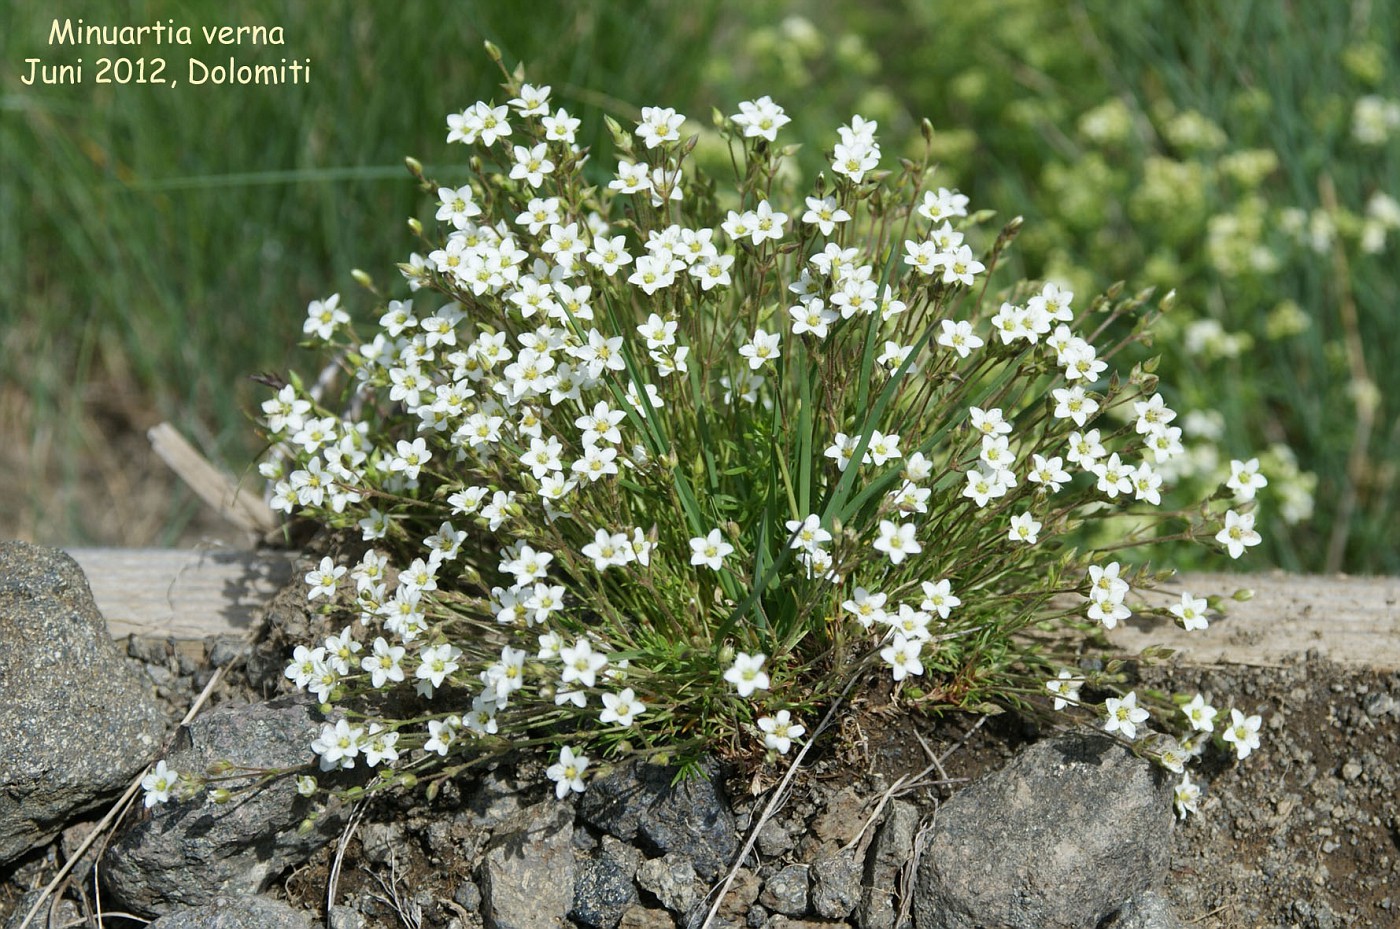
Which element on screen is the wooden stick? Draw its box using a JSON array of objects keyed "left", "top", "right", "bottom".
[{"left": 147, "top": 422, "right": 276, "bottom": 536}]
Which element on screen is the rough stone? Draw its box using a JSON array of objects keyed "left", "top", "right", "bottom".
[
  {"left": 479, "top": 801, "right": 576, "bottom": 929},
  {"left": 573, "top": 836, "right": 643, "bottom": 929},
  {"left": 758, "top": 864, "right": 809, "bottom": 916},
  {"left": 1106, "top": 890, "right": 1186, "bottom": 929},
  {"left": 716, "top": 869, "right": 762, "bottom": 924},
  {"left": 360, "top": 821, "right": 409, "bottom": 866},
  {"left": 859, "top": 800, "right": 921, "bottom": 929},
  {"left": 4, "top": 890, "right": 80, "bottom": 929},
  {"left": 144, "top": 894, "right": 315, "bottom": 929},
  {"left": 0, "top": 542, "right": 166, "bottom": 864},
  {"left": 454, "top": 881, "right": 483, "bottom": 913},
  {"left": 912, "top": 730, "right": 1174, "bottom": 929},
  {"left": 767, "top": 918, "right": 832, "bottom": 929},
  {"left": 617, "top": 905, "right": 675, "bottom": 929},
  {"left": 636, "top": 853, "right": 699, "bottom": 915},
  {"left": 328, "top": 905, "right": 368, "bottom": 929},
  {"left": 810, "top": 851, "right": 862, "bottom": 919},
  {"left": 102, "top": 695, "right": 361, "bottom": 917},
  {"left": 756, "top": 819, "right": 796, "bottom": 858},
  {"left": 578, "top": 760, "right": 737, "bottom": 880},
  {"left": 805, "top": 788, "right": 869, "bottom": 854},
  {"left": 470, "top": 767, "right": 528, "bottom": 828}
]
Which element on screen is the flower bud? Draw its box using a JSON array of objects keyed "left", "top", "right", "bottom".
[
  {"left": 1232, "top": 588, "right": 1255, "bottom": 602},
  {"left": 210, "top": 788, "right": 232, "bottom": 804},
  {"left": 296, "top": 775, "right": 318, "bottom": 797}
]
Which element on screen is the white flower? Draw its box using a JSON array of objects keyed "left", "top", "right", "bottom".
[
  {"left": 141, "top": 760, "right": 180, "bottom": 808},
  {"left": 582, "top": 528, "right": 636, "bottom": 571},
  {"left": 739, "top": 328, "right": 782, "bottom": 369},
  {"left": 1103, "top": 692, "right": 1150, "bottom": 740},
  {"left": 786, "top": 514, "right": 833, "bottom": 552},
  {"left": 1133, "top": 393, "right": 1176, "bottom": 434},
  {"left": 1091, "top": 453, "right": 1134, "bottom": 499},
  {"left": 559, "top": 638, "right": 609, "bottom": 689},
  {"left": 311, "top": 718, "right": 365, "bottom": 771},
  {"left": 1174, "top": 772, "right": 1202, "bottom": 820},
  {"left": 802, "top": 196, "right": 851, "bottom": 235},
  {"left": 724, "top": 652, "right": 770, "bottom": 697},
  {"left": 1221, "top": 708, "right": 1262, "bottom": 759},
  {"left": 1045, "top": 670, "right": 1083, "bottom": 710},
  {"left": 1169, "top": 592, "right": 1210, "bottom": 631},
  {"left": 303, "top": 294, "right": 349, "bottom": 341},
  {"left": 880, "top": 634, "right": 924, "bottom": 682},
  {"left": 919, "top": 579, "right": 961, "bottom": 619},
  {"left": 1052, "top": 386, "right": 1100, "bottom": 427},
  {"left": 1226, "top": 458, "right": 1269, "bottom": 501},
  {"left": 1215, "top": 509, "right": 1262, "bottom": 559},
  {"left": 305, "top": 556, "right": 346, "bottom": 601},
  {"left": 750, "top": 200, "right": 788, "bottom": 245},
  {"left": 362, "top": 637, "right": 406, "bottom": 689},
  {"left": 600, "top": 688, "right": 647, "bottom": 727},
  {"left": 917, "top": 187, "right": 969, "bottom": 222},
  {"left": 423, "top": 716, "right": 460, "bottom": 756},
  {"left": 936, "top": 319, "right": 983, "bottom": 358},
  {"left": 689, "top": 529, "right": 735, "bottom": 570},
  {"left": 1027, "top": 454, "right": 1071, "bottom": 493},
  {"left": 843, "top": 587, "right": 889, "bottom": 628},
  {"left": 415, "top": 643, "right": 462, "bottom": 690},
  {"left": 731, "top": 96, "right": 791, "bottom": 141},
  {"left": 1181, "top": 694, "right": 1218, "bottom": 732},
  {"left": 546, "top": 745, "right": 591, "bottom": 798},
  {"left": 637, "top": 106, "right": 686, "bottom": 148},
  {"left": 1008, "top": 512, "right": 1042, "bottom": 544},
  {"left": 758, "top": 710, "right": 805, "bottom": 754},
  {"left": 873, "top": 520, "right": 921, "bottom": 565}
]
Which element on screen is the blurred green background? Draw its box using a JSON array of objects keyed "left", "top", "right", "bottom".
[{"left": 2, "top": 0, "right": 1396, "bottom": 572}]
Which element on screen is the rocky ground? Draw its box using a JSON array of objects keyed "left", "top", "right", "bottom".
[{"left": 1, "top": 546, "right": 1397, "bottom": 929}]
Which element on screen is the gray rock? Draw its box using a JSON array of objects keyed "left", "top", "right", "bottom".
[
  {"left": 637, "top": 853, "right": 699, "bottom": 915},
  {"left": 328, "top": 905, "right": 367, "bottom": 929},
  {"left": 360, "top": 821, "right": 409, "bottom": 866},
  {"left": 455, "top": 881, "right": 483, "bottom": 913},
  {"left": 618, "top": 906, "right": 675, "bottom": 929},
  {"left": 470, "top": 767, "right": 527, "bottom": 828},
  {"left": 578, "top": 760, "right": 737, "bottom": 881},
  {"left": 4, "top": 889, "right": 80, "bottom": 929},
  {"left": 572, "top": 837, "right": 642, "bottom": 929},
  {"left": 102, "top": 695, "right": 360, "bottom": 917},
  {"left": 479, "top": 801, "right": 576, "bottom": 929},
  {"left": 755, "top": 819, "right": 796, "bottom": 858},
  {"left": 759, "top": 864, "right": 809, "bottom": 916},
  {"left": 144, "top": 894, "right": 315, "bottom": 929},
  {"left": 859, "top": 800, "right": 920, "bottom": 929},
  {"left": 912, "top": 730, "right": 1174, "bottom": 929},
  {"left": 205, "top": 635, "right": 249, "bottom": 669},
  {"left": 1106, "top": 890, "right": 1185, "bottom": 929},
  {"left": 0, "top": 542, "right": 166, "bottom": 864},
  {"left": 810, "top": 851, "right": 861, "bottom": 919},
  {"left": 1363, "top": 692, "right": 1397, "bottom": 717},
  {"left": 714, "top": 868, "right": 761, "bottom": 925}
]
